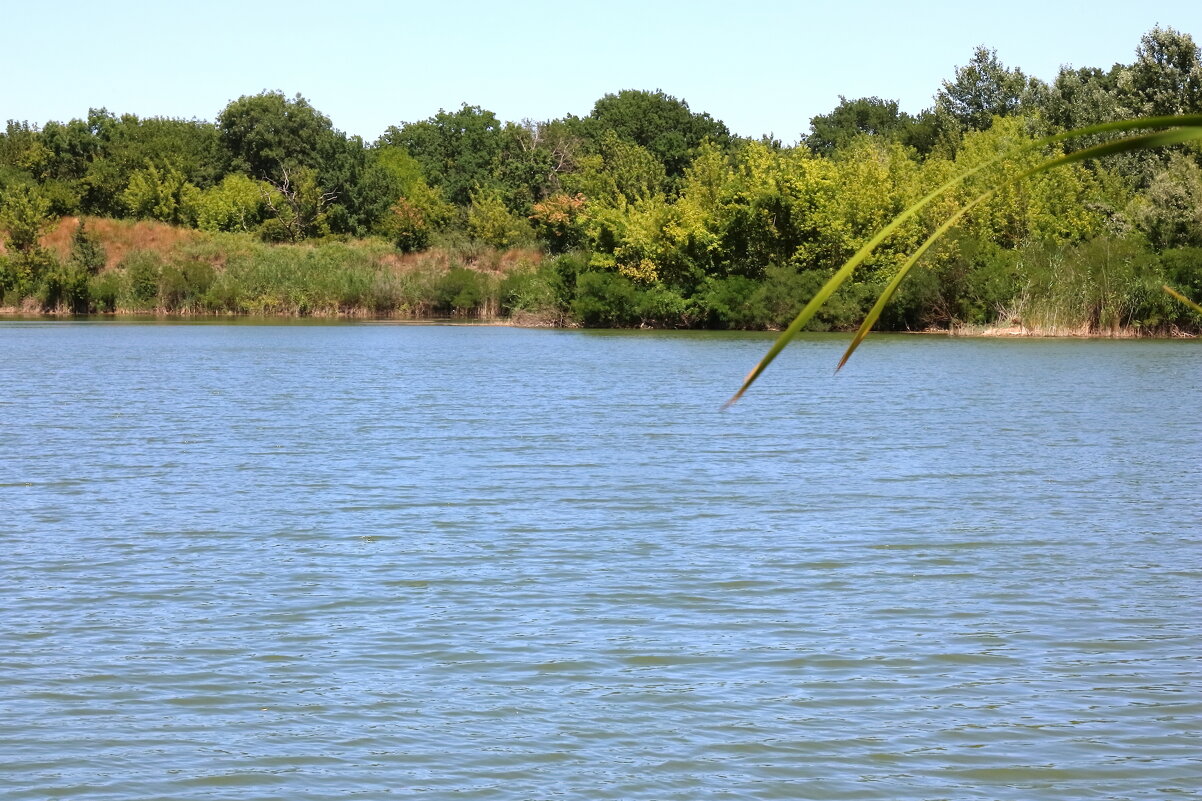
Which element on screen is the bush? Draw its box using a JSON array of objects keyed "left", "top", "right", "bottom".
[
  {"left": 39, "top": 266, "right": 91, "bottom": 313},
  {"left": 433, "top": 267, "right": 492, "bottom": 315},
  {"left": 700, "top": 275, "right": 768, "bottom": 328},
  {"left": 467, "top": 188, "right": 536, "bottom": 249},
  {"left": 753, "top": 265, "right": 874, "bottom": 331},
  {"left": 571, "top": 271, "right": 640, "bottom": 327},
  {"left": 634, "top": 285, "right": 692, "bottom": 327},
  {"left": 196, "top": 174, "right": 271, "bottom": 233},
  {"left": 1161, "top": 247, "right": 1202, "bottom": 299},
  {"left": 121, "top": 250, "right": 164, "bottom": 307},
  {"left": 159, "top": 259, "right": 216, "bottom": 311},
  {"left": 499, "top": 262, "right": 564, "bottom": 318},
  {"left": 912, "top": 235, "right": 1020, "bottom": 326},
  {"left": 89, "top": 272, "right": 122, "bottom": 313},
  {"left": 877, "top": 262, "right": 943, "bottom": 330},
  {"left": 0, "top": 255, "right": 17, "bottom": 300},
  {"left": 68, "top": 220, "right": 107, "bottom": 275}
]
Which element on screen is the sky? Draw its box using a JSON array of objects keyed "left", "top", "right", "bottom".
[{"left": 3, "top": 0, "right": 1199, "bottom": 144}]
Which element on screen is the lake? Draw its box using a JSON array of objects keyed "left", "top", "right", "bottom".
[{"left": 1, "top": 321, "right": 1199, "bottom": 800}]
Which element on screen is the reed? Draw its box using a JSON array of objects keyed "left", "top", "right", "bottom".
[{"left": 727, "top": 116, "right": 1202, "bottom": 405}]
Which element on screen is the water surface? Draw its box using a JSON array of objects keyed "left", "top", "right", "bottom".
[{"left": 2, "top": 322, "right": 1199, "bottom": 800}]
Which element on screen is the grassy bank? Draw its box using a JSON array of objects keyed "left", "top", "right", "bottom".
[
  {"left": 0, "top": 217, "right": 555, "bottom": 321},
  {"left": 2, "top": 217, "right": 1200, "bottom": 338}
]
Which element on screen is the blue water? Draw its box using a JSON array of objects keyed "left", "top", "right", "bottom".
[{"left": 2, "top": 322, "right": 1199, "bottom": 800}]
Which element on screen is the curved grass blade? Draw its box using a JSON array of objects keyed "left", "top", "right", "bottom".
[
  {"left": 835, "top": 126, "right": 1202, "bottom": 371},
  {"left": 1164, "top": 285, "right": 1202, "bottom": 315},
  {"left": 722, "top": 161, "right": 995, "bottom": 408},
  {"left": 836, "top": 193, "right": 993, "bottom": 371},
  {"left": 726, "top": 116, "right": 1202, "bottom": 405}
]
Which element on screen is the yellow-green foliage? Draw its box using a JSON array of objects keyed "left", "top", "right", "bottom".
[
  {"left": 947, "top": 118, "right": 1110, "bottom": 246},
  {"left": 196, "top": 174, "right": 272, "bottom": 233},
  {"left": 467, "top": 187, "right": 535, "bottom": 249},
  {"left": 562, "top": 131, "right": 666, "bottom": 207},
  {"left": 801, "top": 137, "right": 924, "bottom": 274},
  {"left": 123, "top": 162, "right": 201, "bottom": 227},
  {"left": 1126, "top": 151, "right": 1202, "bottom": 248}
]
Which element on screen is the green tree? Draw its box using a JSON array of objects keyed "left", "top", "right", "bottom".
[
  {"left": 1127, "top": 153, "right": 1202, "bottom": 249},
  {"left": 258, "top": 167, "right": 334, "bottom": 242},
  {"left": 589, "top": 89, "right": 731, "bottom": 184},
  {"left": 0, "top": 184, "right": 52, "bottom": 253},
  {"left": 940, "top": 117, "right": 1110, "bottom": 249},
  {"left": 1120, "top": 25, "right": 1202, "bottom": 117},
  {"left": 807, "top": 97, "right": 906, "bottom": 154},
  {"left": 122, "top": 161, "right": 201, "bottom": 225},
  {"left": 522, "top": 116, "right": 593, "bottom": 196},
  {"left": 373, "top": 145, "right": 428, "bottom": 194},
  {"left": 333, "top": 152, "right": 403, "bottom": 236},
  {"left": 807, "top": 97, "right": 944, "bottom": 157},
  {"left": 467, "top": 187, "right": 535, "bottom": 249},
  {"left": 0, "top": 121, "right": 52, "bottom": 178},
  {"left": 82, "top": 112, "right": 223, "bottom": 216},
  {"left": 217, "top": 92, "right": 395, "bottom": 237},
  {"left": 0, "top": 185, "right": 57, "bottom": 290},
  {"left": 492, "top": 121, "right": 558, "bottom": 213},
  {"left": 371, "top": 146, "right": 451, "bottom": 250},
  {"left": 218, "top": 92, "right": 336, "bottom": 182},
  {"left": 1043, "top": 66, "right": 1124, "bottom": 133},
  {"left": 380, "top": 105, "right": 506, "bottom": 206},
  {"left": 561, "top": 131, "right": 666, "bottom": 207},
  {"left": 196, "top": 173, "right": 273, "bottom": 233},
  {"left": 314, "top": 134, "right": 403, "bottom": 236},
  {"left": 68, "top": 219, "right": 106, "bottom": 274},
  {"left": 937, "top": 46, "right": 1041, "bottom": 132},
  {"left": 37, "top": 112, "right": 104, "bottom": 184},
  {"left": 379, "top": 196, "right": 435, "bottom": 252}
]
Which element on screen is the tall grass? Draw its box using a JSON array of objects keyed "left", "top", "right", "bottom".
[{"left": 7, "top": 219, "right": 551, "bottom": 319}]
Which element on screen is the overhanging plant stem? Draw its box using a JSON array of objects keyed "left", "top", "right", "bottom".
[{"left": 726, "top": 116, "right": 1202, "bottom": 407}]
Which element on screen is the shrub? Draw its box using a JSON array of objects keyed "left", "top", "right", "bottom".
[
  {"left": 467, "top": 188, "right": 536, "bottom": 249},
  {"left": 924, "top": 235, "right": 1022, "bottom": 326},
  {"left": 700, "top": 275, "right": 768, "bottom": 328},
  {"left": 0, "top": 255, "right": 19, "bottom": 300},
  {"left": 68, "top": 219, "right": 107, "bottom": 275},
  {"left": 571, "top": 270, "right": 640, "bottom": 327},
  {"left": 121, "top": 250, "right": 164, "bottom": 307},
  {"left": 433, "top": 267, "right": 492, "bottom": 315},
  {"left": 196, "top": 174, "right": 271, "bottom": 233},
  {"left": 159, "top": 259, "right": 216, "bottom": 311},
  {"left": 1161, "top": 247, "right": 1202, "bottom": 299},
  {"left": 39, "top": 266, "right": 91, "bottom": 313},
  {"left": 752, "top": 265, "right": 874, "bottom": 331},
  {"left": 89, "top": 272, "right": 122, "bottom": 313},
  {"left": 499, "top": 262, "right": 564, "bottom": 318},
  {"left": 634, "top": 285, "right": 692, "bottom": 327}
]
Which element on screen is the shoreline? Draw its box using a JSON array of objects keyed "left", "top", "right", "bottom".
[{"left": 2, "top": 309, "right": 1197, "bottom": 340}]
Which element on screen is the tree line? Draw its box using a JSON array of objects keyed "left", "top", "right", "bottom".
[{"left": 2, "top": 25, "right": 1201, "bottom": 331}]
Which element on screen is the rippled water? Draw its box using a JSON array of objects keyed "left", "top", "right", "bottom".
[{"left": 1, "top": 321, "right": 1199, "bottom": 800}]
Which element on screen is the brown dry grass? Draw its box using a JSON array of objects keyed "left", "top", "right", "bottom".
[
  {"left": 36, "top": 216, "right": 200, "bottom": 270},
  {"left": 376, "top": 246, "right": 542, "bottom": 276},
  {"left": 18, "top": 217, "right": 544, "bottom": 278},
  {"left": 949, "top": 322, "right": 1157, "bottom": 338}
]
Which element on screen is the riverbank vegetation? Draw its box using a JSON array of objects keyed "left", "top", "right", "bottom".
[{"left": 3, "top": 26, "right": 1201, "bottom": 333}]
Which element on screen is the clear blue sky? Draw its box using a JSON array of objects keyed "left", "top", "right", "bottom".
[{"left": 3, "top": 0, "right": 1198, "bottom": 144}]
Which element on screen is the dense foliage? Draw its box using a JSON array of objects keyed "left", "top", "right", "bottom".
[{"left": 3, "top": 27, "right": 1201, "bottom": 331}]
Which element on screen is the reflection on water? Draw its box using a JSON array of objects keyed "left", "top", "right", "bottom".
[{"left": 1, "top": 323, "right": 1199, "bottom": 800}]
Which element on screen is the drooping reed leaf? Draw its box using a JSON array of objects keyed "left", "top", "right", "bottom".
[
  {"left": 726, "top": 116, "right": 1202, "bottom": 406},
  {"left": 1163, "top": 285, "right": 1202, "bottom": 315},
  {"left": 837, "top": 126, "right": 1202, "bottom": 371}
]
